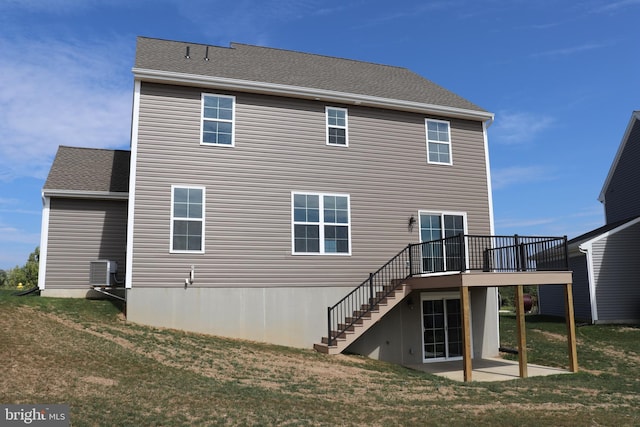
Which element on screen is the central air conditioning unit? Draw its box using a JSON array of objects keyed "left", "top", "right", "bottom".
[{"left": 89, "top": 260, "right": 117, "bottom": 286}]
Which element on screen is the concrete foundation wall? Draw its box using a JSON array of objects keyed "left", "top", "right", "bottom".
[
  {"left": 41, "top": 288, "right": 124, "bottom": 299},
  {"left": 345, "top": 287, "right": 499, "bottom": 365},
  {"left": 126, "top": 286, "right": 350, "bottom": 348}
]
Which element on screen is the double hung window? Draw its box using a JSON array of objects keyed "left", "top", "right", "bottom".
[
  {"left": 202, "top": 94, "right": 235, "bottom": 146},
  {"left": 292, "top": 193, "right": 350, "bottom": 254},
  {"left": 171, "top": 186, "right": 205, "bottom": 253},
  {"left": 326, "top": 107, "right": 348, "bottom": 146},
  {"left": 426, "top": 119, "right": 452, "bottom": 165}
]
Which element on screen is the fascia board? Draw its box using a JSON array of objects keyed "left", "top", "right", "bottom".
[
  {"left": 43, "top": 189, "right": 129, "bottom": 200},
  {"left": 132, "top": 68, "right": 495, "bottom": 122},
  {"left": 598, "top": 111, "right": 640, "bottom": 203}
]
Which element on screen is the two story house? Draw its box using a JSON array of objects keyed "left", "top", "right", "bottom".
[
  {"left": 39, "top": 37, "right": 575, "bottom": 380},
  {"left": 539, "top": 111, "right": 640, "bottom": 324}
]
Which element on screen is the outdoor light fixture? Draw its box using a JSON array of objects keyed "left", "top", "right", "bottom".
[{"left": 408, "top": 215, "right": 416, "bottom": 232}]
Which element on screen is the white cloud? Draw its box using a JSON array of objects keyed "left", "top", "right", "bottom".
[
  {"left": 491, "top": 165, "right": 553, "bottom": 190},
  {"left": 0, "top": 36, "right": 133, "bottom": 181},
  {"left": 591, "top": 0, "right": 640, "bottom": 13},
  {"left": 530, "top": 42, "right": 609, "bottom": 59},
  {"left": 490, "top": 110, "right": 555, "bottom": 145}
]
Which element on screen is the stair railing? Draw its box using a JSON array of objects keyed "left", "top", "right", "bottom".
[
  {"left": 325, "top": 234, "right": 569, "bottom": 347},
  {"left": 326, "top": 244, "right": 418, "bottom": 346}
]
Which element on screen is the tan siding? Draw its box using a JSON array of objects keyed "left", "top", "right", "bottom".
[
  {"left": 131, "top": 82, "right": 491, "bottom": 288},
  {"left": 45, "top": 198, "right": 127, "bottom": 289}
]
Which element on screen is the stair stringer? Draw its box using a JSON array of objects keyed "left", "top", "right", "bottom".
[{"left": 314, "top": 283, "right": 412, "bottom": 354}]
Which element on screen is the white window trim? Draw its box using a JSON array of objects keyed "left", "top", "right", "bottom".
[
  {"left": 200, "top": 93, "right": 236, "bottom": 147},
  {"left": 326, "top": 106, "right": 349, "bottom": 147},
  {"left": 170, "top": 185, "right": 206, "bottom": 254},
  {"left": 425, "top": 118, "right": 452, "bottom": 165},
  {"left": 291, "top": 191, "right": 352, "bottom": 256}
]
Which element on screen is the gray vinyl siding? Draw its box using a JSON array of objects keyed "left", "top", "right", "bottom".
[
  {"left": 45, "top": 198, "right": 127, "bottom": 289},
  {"left": 130, "top": 82, "right": 491, "bottom": 288},
  {"left": 538, "top": 254, "right": 591, "bottom": 321},
  {"left": 591, "top": 221, "right": 640, "bottom": 322},
  {"left": 604, "top": 119, "right": 640, "bottom": 223}
]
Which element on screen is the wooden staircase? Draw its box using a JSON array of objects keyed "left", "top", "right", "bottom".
[{"left": 314, "top": 283, "right": 411, "bottom": 354}]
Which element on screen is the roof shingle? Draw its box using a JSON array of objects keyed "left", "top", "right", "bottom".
[
  {"left": 134, "top": 37, "right": 487, "bottom": 114},
  {"left": 44, "top": 146, "right": 130, "bottom": 193}
]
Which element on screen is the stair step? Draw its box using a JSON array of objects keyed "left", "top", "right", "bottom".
[
  {"left": 352, "top": 310, "right": 372, "bottom": 318},
  {"left": 344, "top": 316, "right": 364, "bottom": 325},
  {"left": 314, "top": 343, "right": 332, "bottom": 353},
  {"left": 337, "top": 323, "right": 355, "bottom": 332}
]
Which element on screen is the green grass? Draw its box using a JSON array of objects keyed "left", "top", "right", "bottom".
[{"left": 1, "top": 290, "right": 640, "bottom": 426}]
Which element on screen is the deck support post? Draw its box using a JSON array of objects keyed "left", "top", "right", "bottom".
[
  {"left": 564, "top": 283, "right": 579, "bottom": 373},
  {"left": 460, "top": 286, "right": 472, "bottom": 382},
  {"left": 515, "top": 284, "right": 528, "bottom": 378}
]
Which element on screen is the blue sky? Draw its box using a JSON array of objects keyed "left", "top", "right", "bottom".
[{"left": 1, "top": 0, "right": 639, "bottom": 270}]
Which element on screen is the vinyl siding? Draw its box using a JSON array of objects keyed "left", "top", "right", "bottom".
[
  {"left": 44, "top": 198, "right": 127, "bottom": 289},
  {"left": 130, "top": 82, "right": 491, "bottom": 288},
  {"left": 539, "top": 254, "right": 591, "bottom": 321},
  {"left": 591, "top": 221, "right": 640, "bottom": 321},
  {"left": 604, "top": 119, "right": 640, "bottom": 223}
]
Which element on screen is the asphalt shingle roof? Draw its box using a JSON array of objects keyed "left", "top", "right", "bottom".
[
  {"left": 44, "top": 146, "right": 130, "bottom": 193},
  {"left": 134, "top": 37, "right": 487, "bottom": 113}
]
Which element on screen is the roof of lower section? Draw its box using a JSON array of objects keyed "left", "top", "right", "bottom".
[
  {"left": 134, "top": 37, "right": 489, "bottom": 117},
  {"left": 44, "top": 146, "right": 130, "bottom": 194}
]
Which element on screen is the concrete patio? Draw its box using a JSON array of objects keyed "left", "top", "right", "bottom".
[{"left": 406, "top": 357, "right": 572, "bottom": 382}]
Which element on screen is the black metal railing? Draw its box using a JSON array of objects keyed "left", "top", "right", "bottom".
[
  {"left": 327, "top": 245, "right": 413, "bottom": 346},
  {"left": 325, "top": 235, "right": 568, "bottom": 346},
  {"left": 418, "top": 234, "right": 570, "bottom": 273}
]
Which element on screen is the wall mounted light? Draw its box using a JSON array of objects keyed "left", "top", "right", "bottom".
[{"left": 408, "top": 215, "right": 416, "bottom": 232}]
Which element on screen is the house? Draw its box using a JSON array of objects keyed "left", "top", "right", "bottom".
[
  {"left": 38, "top": 37, "right": 576, "bottom": 380},
  {"left": 539, "top": 111, "right": 640, "bottom": 324}
]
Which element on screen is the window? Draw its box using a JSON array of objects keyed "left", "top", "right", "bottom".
[
  {"left": 171, "top": 186, "right": 205, "bottom": 253},
  {"left": 426, "top": 119, "right": 452, "bottom": 164},
  {"left": 201, "top": 94, "right": 235, "bottom": 146},
  {"left": 326, "top": 107, "right": 348, "bottom": 146},
  {"left": 292, "top": 192, "right": 350, "bottom": 255},
  {"left": 419, "top": 212, "right": 466, "bottom": 272}
]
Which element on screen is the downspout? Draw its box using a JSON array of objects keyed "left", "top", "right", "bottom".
[
  {"left": 579, "top": 243, "right": 598, "bottom": 323},
  {"left": 482, "top": 116, "right": 500, "bottom": 355}
]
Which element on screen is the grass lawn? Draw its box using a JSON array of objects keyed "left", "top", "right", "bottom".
[{"left": 1, "top": 290, "right": 639, "bottom": 426}]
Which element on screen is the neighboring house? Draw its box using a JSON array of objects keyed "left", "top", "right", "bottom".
[
  {"left": 39, "top": 37, "right": 574, "bottom": 378},
  {"left": 539, "top": 111, "right": 640, "bottom": 324}
]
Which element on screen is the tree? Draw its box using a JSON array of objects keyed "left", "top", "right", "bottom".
[
  {"left": 5, "top": 247, "right": 39, "bottom": 288},
  {"left": 0, "top": 269, "right": 7, "bottom": 287}
]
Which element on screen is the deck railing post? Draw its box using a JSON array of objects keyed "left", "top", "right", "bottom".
[
  {"left": 369, "top": 273, "right": 374, "bottom": 305},
  {"left": 408, "top": 244, "right": 414, "bottom": 276},
  {"left": 327, "top": 307, "right": 332, "bottom": 347},
  {"left": 459, "top": 233, "right": 466, "bottom": 272},
  {"left": 514, "top": 234, "right": 521, "bottom": 271},
  {"left": 563, "top": 235, "right": 569, "bottom": 270}
]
